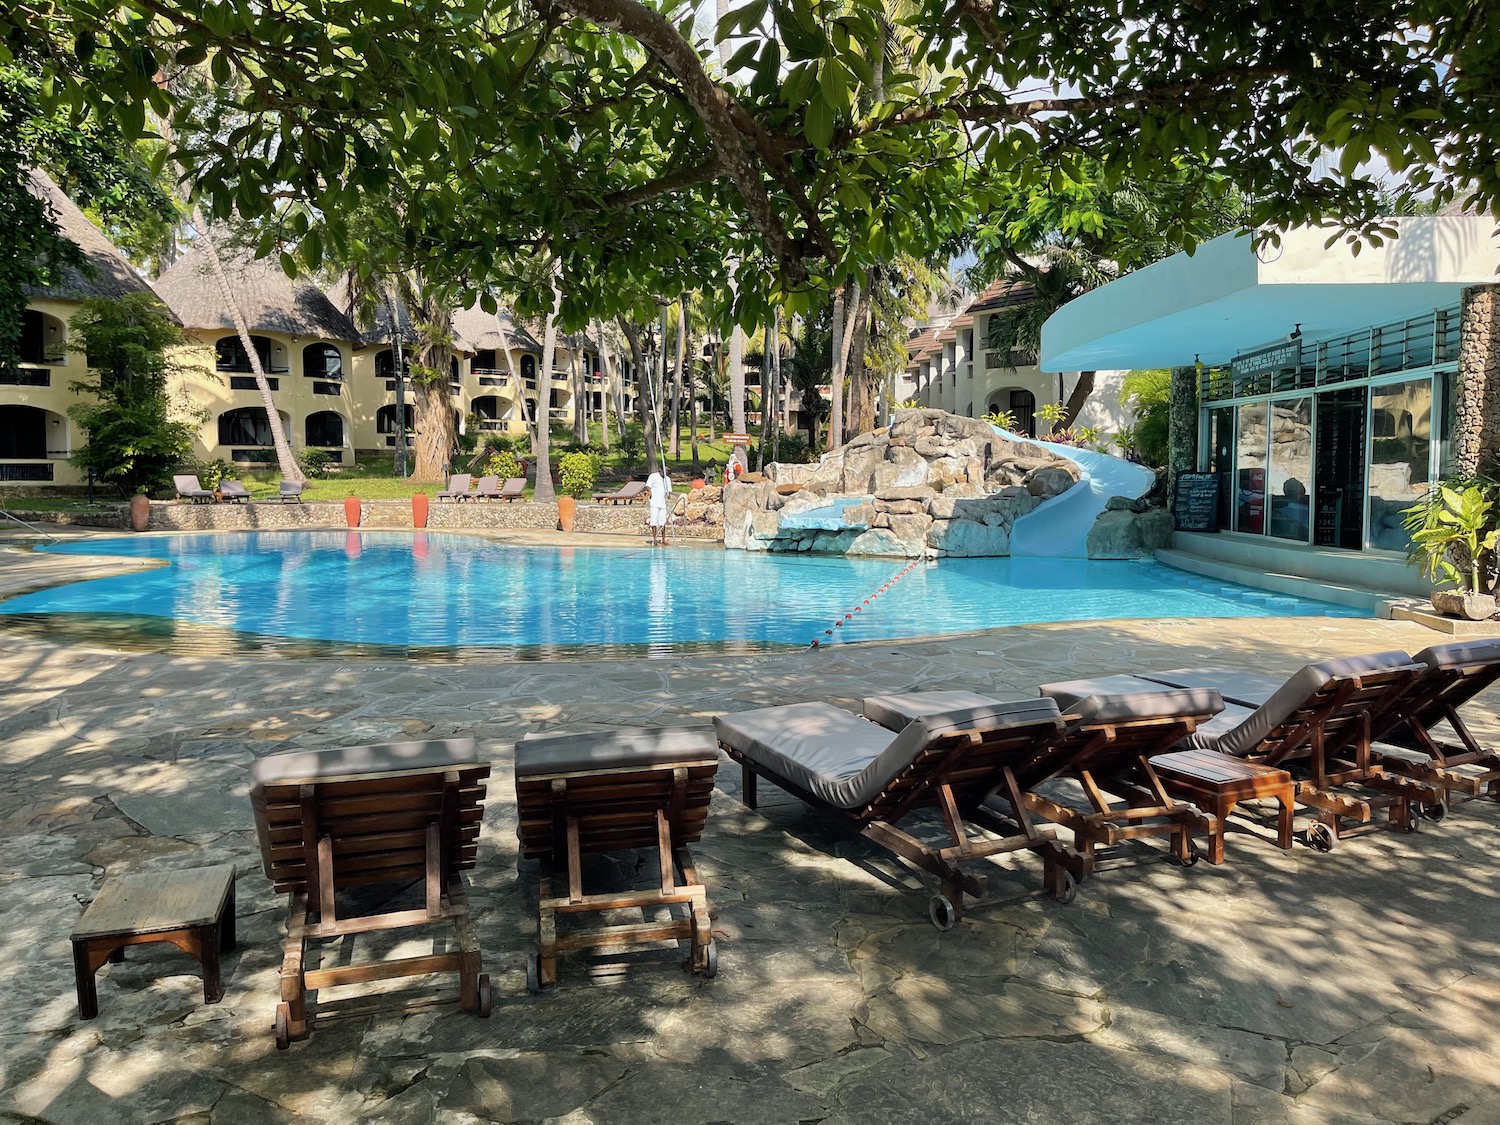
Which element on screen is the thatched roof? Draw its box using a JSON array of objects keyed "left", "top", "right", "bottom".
[
  {"left": 156, "top": 242, "right": 360, "bottom": 342},
  {"left": 22, "top": 170, "right": 158, "bottom": 304},
  {"left": 452, "top": 304, "right": 542, "bottom": 354}
]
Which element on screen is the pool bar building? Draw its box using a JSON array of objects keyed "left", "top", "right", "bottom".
[{"left": 1041, "top": 218, "right": 1500, "bottom": 597}]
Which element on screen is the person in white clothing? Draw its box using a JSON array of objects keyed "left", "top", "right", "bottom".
[{"left": 645, "top": 468, "right": 670, "bottom": 546}]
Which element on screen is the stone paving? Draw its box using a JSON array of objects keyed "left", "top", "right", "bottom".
[{"left": 1, "top": 541, "right": 1499, "bottom": 1123}]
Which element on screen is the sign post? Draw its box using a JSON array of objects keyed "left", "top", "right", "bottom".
[{"left": 1173, "top": 472, "right": 1221, "bottom": 532}]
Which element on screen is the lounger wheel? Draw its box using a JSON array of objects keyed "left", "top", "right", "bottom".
[
  {"left": 1400, "top": 809, "right": 1420, "bottom": 833},
  {"left": 1174, "top": 840, "right": 1200, "bottom": 868},
  {"left": 700, "top": 940, "right": 719, "bottom": 979},
  {"left": 474, "top": 973, "right": 492, "bottom": 1017},
  {"left": 1419, "top": 799, "right": 1448, "bottom": 822},
  {"left": 927, "top": 894, "right": 956, "bottom": 931},
  {"left": 525, "top": 952, "right": 550, "bottom": 995},
  {"left": 273, "top": 1002, "right": 292, "bottom": 1051},
  {"left": 1305, "top": 821, "right": 1336, "bottom": 853},
  {"left": 1053, "top": 870, "right": 1078, "bottom": 905}
]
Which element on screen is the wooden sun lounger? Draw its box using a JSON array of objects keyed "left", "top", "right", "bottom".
[
  {"left": 249, "top": 739, "right": 492, "bottom": 1048},
  {"left": 865, "top": 687, "right": 1224, "bottom": 868},
  {"left": 715, "top": 699, "right": 1091, "bottom": 929},
  {"left": 514, "top": 729, "right": 720, "bottom": 989},
  {"left": 1366, "top": 641, "right": 1500, "bottom": 808},
  {"left": 468, "top": 475, "right": 502, "bottom": 500},
  {"left": 436, "top": 473, "right": 473, "bottom": 501},
  {"left": 496, "top": 477, "right": 526, "bottom": 502},
  {"left": 1132, "top": 653, "right": 1440, "bottom": 849},
  {"left": 593, "top": 480, "right": 649, "bottom": 504},
  {"left": 217, "top": 480, "right": 251, "bottom": 503},
  {"left": 173, "top": 474, "right": 215, "bottom": 504}
]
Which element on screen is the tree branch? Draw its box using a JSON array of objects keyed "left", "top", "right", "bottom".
[
  {"left": 546, "top": 0, "right": 808, "bottom": 284},
  {"left": 602, "top": 157, "right": 725, "bottom": 208}
]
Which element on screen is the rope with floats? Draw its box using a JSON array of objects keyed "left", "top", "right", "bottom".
[{"left": 808, "top": 558, "right": 923, "bottom": 648}]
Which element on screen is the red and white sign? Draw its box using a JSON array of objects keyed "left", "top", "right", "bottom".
[{"left": 723, "top": 432, "right": 752, "bottom": 445}]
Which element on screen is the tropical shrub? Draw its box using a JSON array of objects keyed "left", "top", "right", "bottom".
[
  {"left": 483, "top": 449, "right": 522, "bottom": 481},
  {"left": 181, "top": 457, "right": 233, "bottom": 489},
  {"left": 618, "top": 423, "right": 644, "bottom": 464},
  {"left": 557, "top": 450, "right": 602, "bottom": 498},
  {"left": 1119, "top": 369, "right": 1172, "bottom": 467},
  {"left": 1037, "top": 400, "right": 1068, "bottom": 431},
  {"left": 1403, "top": 480, "right": 1500, "bottom": 592},
  {"left": 982, "top": 409, "right": 1018, "bottom": 431},
  {"left": 297, "top": 447, "right": 332, "bottom": 478},
  {"left": 67, "top": 293, "right": 197, "bottom": 497}
]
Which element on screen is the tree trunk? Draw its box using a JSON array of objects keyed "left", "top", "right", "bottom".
[
  {"left": 619, "top": 318, "right": 658, "bottom": 471},
  {"left": 671, "top": 301, "right": 686, "bottom": 458},
  {"left": 846, "top": 278, "right": 872, "bottom": 435},
  {"left": 494, "top": 309, "right": 526, "bottom": 442},
  {"left": 192, "top": 213, "right": 303, "bottom": 482},
  {"left": 830, "top": 287, "right": 846, "bottom": 451},
  {"left": 410, "top": 303, "right": 456, "bottom": 484},
  {"left": 769, "top": 308, "right": 781, "bottom": 465},
  {"left": 1057, "top": 370, "right": 1096, "bottom": 431},
  {"left": 570, "top": 335, "right": 586, "bottom": 445},
  {"left": 533, "top": 275, "right": 562, "bottom": 503},
  {"left": 1454, "top": 285, "right": 1500, "bottom": 475},
  {"left": 709, "top": 330, "right": 720, "bottom": 443},
  {"left": 1167, "top": 364, "right": 1199, "bottom": 509},
  {"left": 383, "top": 282, "right": 410, "bottom": 477},
  {"left": 592, "top": 319, "right": 612, "bottom": 454}
]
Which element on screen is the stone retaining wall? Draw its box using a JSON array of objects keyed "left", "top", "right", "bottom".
[{"left": 7, "top": 509, "right": 129, "bottom": 529}]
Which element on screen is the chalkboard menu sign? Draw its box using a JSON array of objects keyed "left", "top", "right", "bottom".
[{"left": 1174, "top": 472, "right": 1220, "bottom": 532}]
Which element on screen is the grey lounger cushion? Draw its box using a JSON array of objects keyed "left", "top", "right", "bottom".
[
  {"left": 249, "top": 738, "right": 481, "bottom": 877},
  {"left": 1169, "top": 651, "right": 1417, "bottom": 758},
  {"left": 1038, "top": 676, "right": 1224, "bottom": 727},
  {"left": 516, "top": 727, "right": 718, "bottom": 776},
  {"left": 1140, "top": 650, "right": 1413, "bottom": 709},
  {"left": 714, "top": 698, "right": 1061, "bottom": 811},
  {"left": 863, "top": 689, "right": 1041, "bottom": 731},
  {"left": 1413, "top": 639, "right": 1500, "bottom": 670}
]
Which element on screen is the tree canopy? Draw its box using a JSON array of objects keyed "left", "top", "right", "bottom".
[{"left": 7, "top": 0, "right": 1495, "bottom": 332}]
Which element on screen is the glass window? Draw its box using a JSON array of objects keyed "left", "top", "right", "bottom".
[
  {"left": 1266, "top": 398, "right": 1312, "bottom": 541},
  {"left": 303, "top": 343, "right": 343, "bottom": 380},
  {"left": 1367, "top": 378, "right": 1433, "bottom": 551},
  {"left": 1438, "top": 370, "right": 1457, "bottom": 478},
  {"left": 1235, "top": 403, "right": 1268, "bottom": 533}
]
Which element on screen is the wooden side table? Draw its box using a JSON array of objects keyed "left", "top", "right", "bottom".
[
  {"left": 1150, "top": 749, "right": 1296, "bottom": 864},
  {"left": 70, "top": 864, "right": 237, "bottom": 1020}
]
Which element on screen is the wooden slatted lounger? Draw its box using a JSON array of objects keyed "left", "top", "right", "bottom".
[
  {"left": 514, "top": 728, "right": 721, "bottom": 990},
  {"left": 714, "top": 698, "right": 1091, "bottom": 930},
  {"left": 1366, "top": 641, "right": 1500, "bottom": 810},
  {"left": 1125, "top": 652, "right": 1440, "bottom": 850},
  {"left": 249, "top": 739, "right": 492, "bottom": 1048},
  {"left": 864, "top": 686, "right": 1226, "bottom": 868}
]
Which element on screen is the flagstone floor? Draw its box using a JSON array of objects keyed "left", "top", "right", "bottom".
[{"left": 1, "top": 539, "right": 1498, "bottom": 1123}]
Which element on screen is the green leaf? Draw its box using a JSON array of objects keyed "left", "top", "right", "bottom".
[{"left": 805, "top": 95, "right": 834, "bottom": 150}]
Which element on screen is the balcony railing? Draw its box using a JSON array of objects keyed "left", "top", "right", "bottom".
[
  {"left": 477, "top": 418, "right": 508, "bottom": 431},
  {"left": 230, "top": 376, "right": 280, "bottom": 391},
  {"left": 0, "top": 462, "right": 54, "bottom": 481},
  {"left": 1, "top": 368, "right": 51, "bottom": 387},
  {"left": 217, "top": 362, "right": 290, "bottom": 374}
]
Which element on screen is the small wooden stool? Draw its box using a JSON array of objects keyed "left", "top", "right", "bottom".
[
  {"left": 70, "top": 864, "right": 237, "bottom": 1019},
  {"left": 1150, "top": 749, "right": 1296, "bottom": 864}
]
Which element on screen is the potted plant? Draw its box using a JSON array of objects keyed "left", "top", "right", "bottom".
[
  {"left": 1403, "top": 482, "right": 1500, "bottom": 620},
  {"left": 556, "top": 451, "right": 601, "bottom": 532}
]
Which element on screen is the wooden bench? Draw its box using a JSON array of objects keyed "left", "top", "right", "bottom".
[
  {"left": 71, "top": 864, "right": 236, "bottom": 1019},
  {"left": 1150, "top": 748, "right": 1295, "bottom": 864}
]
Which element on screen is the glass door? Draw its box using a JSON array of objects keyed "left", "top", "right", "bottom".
[
  {"left": 1207, "top": 406, "right": 1234, "bottom": 531},
  {"left": 1313, "top": 387, "right": 1366, "bottom": 549}
]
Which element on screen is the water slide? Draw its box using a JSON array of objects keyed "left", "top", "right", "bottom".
[{"left": 995, "top": 427, "right": 1156, "bottom": 558}]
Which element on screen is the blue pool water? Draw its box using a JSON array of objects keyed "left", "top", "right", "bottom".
[{"left": 0, "top": 532, "right": 1367, "bottom": 657}]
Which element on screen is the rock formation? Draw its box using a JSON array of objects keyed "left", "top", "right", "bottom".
[{"left": 723, "top": 409, "right": 1081, "bottom": 557}]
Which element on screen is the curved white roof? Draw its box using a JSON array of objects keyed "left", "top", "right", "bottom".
[{"left": 1040, "top": 218, "right": 1500, "bottom": 372}]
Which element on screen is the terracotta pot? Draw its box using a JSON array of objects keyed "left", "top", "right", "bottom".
[
  {"left": 557, "top": 495, "right": 577, "bottom": 532},
  {"left": 344, "top": 496, "right": 361, "bottom": 528},
  {"left": 412, "top": 492, "right": 429, "bottom": 529},
  {"left": 1430, "top": 590, "right": 1498, "bottom": 621},
  {"left": 690, "top": 478, "right": 706, "bottom": 490},
  {"left": 129, "top": 493, "right": 150, "bottom": 533}
]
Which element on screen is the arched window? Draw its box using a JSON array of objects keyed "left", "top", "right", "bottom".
[
  {"left": 450, "top": 356, "right": 461, "bottom": 382},
  {"left": 218, "top": 407, "right": 279, "bottom": 446},
  {"left": 472, "top": 349, "right": 498, "bottom": 373},
  {"left": 303, "top": 343, "right": 343, "bottom": 380},
  {"left": 216, "top": 334, "right": 274, "bottom": 373},
  {"left": 305, "top": 411, "right": 345, "bottom": 447},
  {"left": 520, "top": 354, "right": 536, "bottom": 382},
  {"left": 472, "top": 395, "right": 501, "bottom": 420},
  {"left": 0, "top": 405, "right": 47, "bottom": 458},
  {"left": 376, "top": 404, "right": 414, "bottom": 434},
  {"left": 20, "top": 311, "right": 65, "bottom": 364},
  {"left": 375, "top": 349, "right": 409, "bottom": 380}
]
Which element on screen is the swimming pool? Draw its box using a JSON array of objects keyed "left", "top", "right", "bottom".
[{"left": 0, "top": 532, "right": 1367, "bottom": 658}]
